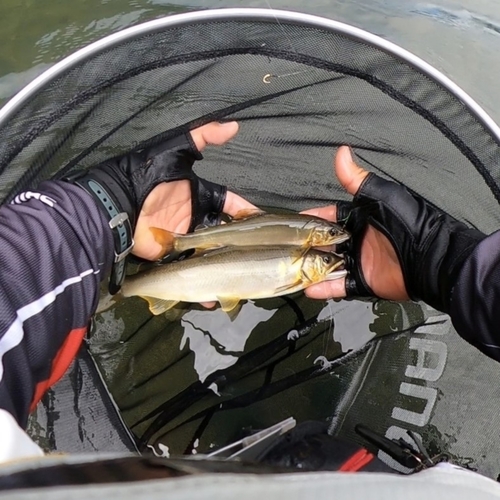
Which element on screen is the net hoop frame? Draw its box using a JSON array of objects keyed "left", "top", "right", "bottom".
[{"left": 1, "top": 8, "right": 499, "bottom": 143}]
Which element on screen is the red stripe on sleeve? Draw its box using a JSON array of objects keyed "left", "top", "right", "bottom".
[{"left": 29, "top": 327, "right": 87, "bottom": 412}]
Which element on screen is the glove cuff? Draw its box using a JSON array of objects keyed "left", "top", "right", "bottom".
[
  {"left": 354, "top": 172, "right": 486, "bottom": 313},
  {"left": 190, "top": 176, "right": 227, "bottom": 231},
  {"left": 432, "top": 226, "right": 485, "bottom": 313}
]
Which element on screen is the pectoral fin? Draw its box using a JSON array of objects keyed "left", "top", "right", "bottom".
[
  {"left": 274, "top": 279, "right": 302, "bottom": 295},
  {"left": 292, "top": 247, "right": 309, "bottom": 265},
  {"left": 231, "top": 208, "right": 266, "bottom": 220},
  {"left": 141, "top": 296, "right": 180, "bottom": 315},
  {"left": 191, "top": 244, "right": 224, "bottom": 256},
  {"left": 217, "top": 296, "right": 241, "bottom": 313}
]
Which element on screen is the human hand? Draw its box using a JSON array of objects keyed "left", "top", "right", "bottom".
[
  {"left": 304, "top": 146, "right": 409, "bottom": 302},
  {"left": 133, "top": 122, "right": 255, "bottom": 260},
  {"left": 67, "top": 120, "right": 255, "bottom": 294},
  {"left": 304, "top": 146, "right": 485, "bottom": 313}
]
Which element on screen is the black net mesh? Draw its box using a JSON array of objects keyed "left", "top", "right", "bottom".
[
  {"left": 26, "top": 345, "right": 136, "bottom": 454},
  {"left": 1, "top": 14, "right": 500, "bottom": 230},
  {"left": 3, "top": 10, "right": 500, "bottom": 478}
]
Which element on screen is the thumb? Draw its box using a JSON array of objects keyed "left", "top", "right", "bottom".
[
  {"left": 190, "top": 121, "right": 239, "bottom": 151},
  {"left": 335, "top": 146, "right": 370, "bottom": 196}
]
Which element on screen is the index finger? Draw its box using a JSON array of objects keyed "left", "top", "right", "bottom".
[
  {"left": 305, "top": 276, "right": 347, "bottom": 300},
  {"left": 223, "top": 190, "right": 258, "bottom": 216},
  {"left": 301, "top": 205, "right": 337, "bottom": 222}
]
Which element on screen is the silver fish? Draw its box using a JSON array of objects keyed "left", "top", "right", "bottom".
[
  {"left": 121, "top": 246, "right": 346, "bottom": 315},
  {"left": 150, "top": 210, "right": 349, "bottom": 259}
]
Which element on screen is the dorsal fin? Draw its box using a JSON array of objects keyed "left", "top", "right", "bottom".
[{"left": 231, "top": 208, "right": 266, "bottom": 221}]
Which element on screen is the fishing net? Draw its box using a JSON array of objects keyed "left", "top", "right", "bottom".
[{"left": 2, "top": 8, "right": 500, "bottom": 478}]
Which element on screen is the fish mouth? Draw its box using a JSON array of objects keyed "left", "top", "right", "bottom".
[
  {"left": 332, "top": 232, "right": 351, "bottom": 245},
  {"left": 324, "top": 254, "right": 347, "bottom": 281},
  {"left": 324, "top": 269, "right": 348, "bottom": 281},
  {"left": 314, "top": 232, "right": 350, "bottom": 252}
]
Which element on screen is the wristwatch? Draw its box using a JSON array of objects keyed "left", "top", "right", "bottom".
[{"left": 66, "top": 173, "right": 135, "bottom": 295}]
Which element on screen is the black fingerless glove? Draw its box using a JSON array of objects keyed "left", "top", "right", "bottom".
[
  {"left": 338, "top": 173, "right": 486, "bottom": 313},
  {"left": 65, "top": 133, "right": 226, "bottom": 294}
]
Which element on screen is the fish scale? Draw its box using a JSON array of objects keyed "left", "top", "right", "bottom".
[
  {"left": 150, "top": 212, "right": 350, "bottom": 260},
  {"left": 121, "top": 246, "right": 345, "bottom": 314}
]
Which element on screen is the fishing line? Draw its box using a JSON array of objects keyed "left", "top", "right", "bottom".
[
  {"left": 262, "top": 70, "right": 312, "bottom": 83},
  {"left": 263, "top": 0, "right": 298, "bottom": 54},
  {"left": 261, "top": 0, "right": 315, "bottom": 84},
  {"left": 322, "top": 300, "right": 336, "bottom": 357}
]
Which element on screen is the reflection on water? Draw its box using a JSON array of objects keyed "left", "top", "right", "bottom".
[
  {"left": 88, "top": 280, "right": 500, "bottom": 479},
  {"left": 3, "top": 0, "right": 500, "bottom": 125},
  {"left": 89, "top": 288, "right": 428, "bottom": 455},
  {"left": 0, "top": 0, "right": 191, "bottom": 106},
  {"left": 180, "top": 303, "right": 277, "bottom": 383},
  {"left": 413, "top": 3, "right": 500, "bottom": 35}
]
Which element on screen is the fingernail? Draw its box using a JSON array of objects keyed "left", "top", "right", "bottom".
[
  {"left": 346, "top": 146, "right": 354, "bottom": 162},
  {"left": 220, "top": 121, "right": 238, "bottom": 127}
]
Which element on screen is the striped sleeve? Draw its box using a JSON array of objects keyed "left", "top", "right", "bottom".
[{"left": 0, "top": 180, "right": 113, "bottom": 427}]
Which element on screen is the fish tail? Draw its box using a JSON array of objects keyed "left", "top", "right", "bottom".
[{"left": 149, "top": 227, "right": 179, "bottom": 259}]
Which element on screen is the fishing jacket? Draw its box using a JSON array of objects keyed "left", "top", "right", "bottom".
[{"left": 0, "top": 181, "right": 112, "bottom": 434}]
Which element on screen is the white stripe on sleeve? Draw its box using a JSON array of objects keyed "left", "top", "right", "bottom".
[{"left": 0, "top": 268, "right": 99, "bottom": 382}]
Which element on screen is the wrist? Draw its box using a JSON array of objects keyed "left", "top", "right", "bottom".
[
  {"left": 416, "top": 222, "right": 485, "bottom": 313},
  {"left": 438, "top": 226, "right": 486, "bottom": 312},
  {"left": 65, "top": 167, "right": 136, "bottom": 294}
]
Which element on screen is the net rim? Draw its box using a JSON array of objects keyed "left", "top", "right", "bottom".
[{"left": 0, "top": 7, "right": 499, "bottom": 143}]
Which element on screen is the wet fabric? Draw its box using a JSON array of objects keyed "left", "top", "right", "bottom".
[
  {"left": 0, "top": 181, "right": 112, "bottom": 425},
  {"left": 87, "top": 296, "right": 500, "bottom": 479},
  {"left": 0, "top": 178, "right": 135, "bottom": 455},
  {"left": 27, "top": 346, "right": 136, "bottom": 454},
  {"left": 451, "top": 229, "right": 500, "bottom": 360}
]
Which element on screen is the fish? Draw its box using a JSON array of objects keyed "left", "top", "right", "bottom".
[
  {"left": 149, "top": 209, "right": 350, "bottom": 260},
  {"left": 121, "top": 246, "right": 346, "bottom": 315}
]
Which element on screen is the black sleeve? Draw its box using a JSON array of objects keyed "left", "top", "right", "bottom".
[
  {"left": 450, "top": 229, "right": 500, "bottom": 361},
  {"left": 0, "top": 181, "right": 113, "bottom": 427}
]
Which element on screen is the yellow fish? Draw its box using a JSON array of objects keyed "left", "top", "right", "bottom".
[{"left": 121, "top": 246, "right": 346, "bottom": 315}]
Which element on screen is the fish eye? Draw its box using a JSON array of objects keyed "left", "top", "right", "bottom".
[
  {"left": 329, "top": 228, "right": 338, "bottom": 236},
  {"left": 322, "top": 254, "right": 333, "bottom": 264}
]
